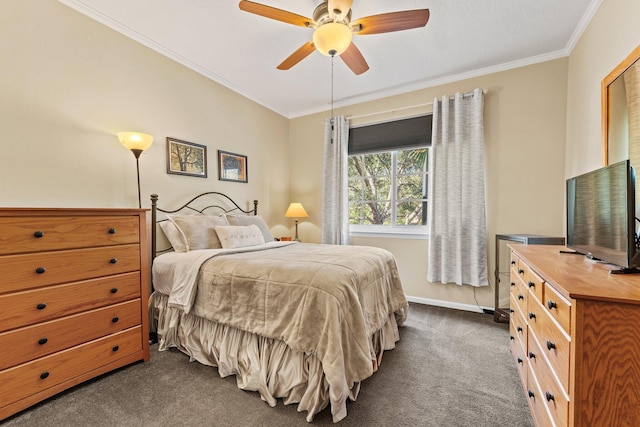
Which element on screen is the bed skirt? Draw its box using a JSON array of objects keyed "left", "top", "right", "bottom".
[{"left": 151, "top": 292, "right": 403, "bottom": 423}]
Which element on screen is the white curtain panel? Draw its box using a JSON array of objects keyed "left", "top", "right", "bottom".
[
  {"left": 427, "top": 88, "right": 488, "bottom": 287},
  {"left": 322, "top": 116, "right": 350, "bottom": 245}
]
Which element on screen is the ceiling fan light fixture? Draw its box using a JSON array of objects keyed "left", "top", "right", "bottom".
[{"left": 313, "top": 22, "right": 352, "bottom": 56}]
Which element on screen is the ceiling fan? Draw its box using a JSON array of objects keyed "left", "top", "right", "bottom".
[{"left": 238, "top": 0, "right": 430, "bottom": 75}]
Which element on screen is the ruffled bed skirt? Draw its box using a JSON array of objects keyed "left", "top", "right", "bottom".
[{"left": 151, "top": 292, "right": 402, "bottom": 423}]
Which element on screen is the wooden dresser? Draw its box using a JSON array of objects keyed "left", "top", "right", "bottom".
[
  {"left": 0, "top": 208, "right": 150, "bottom": 420},
  {"left": 509, "top": 244, "right": 640, "bottom": 427}
]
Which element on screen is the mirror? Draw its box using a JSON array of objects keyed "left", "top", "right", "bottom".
[{"left": 602, "top": 44, "right": 640, "bottom": 166}]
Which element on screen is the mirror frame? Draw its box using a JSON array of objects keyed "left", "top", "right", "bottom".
[{"left": 601, "top": 44, "right": 640, "bottom": 165}]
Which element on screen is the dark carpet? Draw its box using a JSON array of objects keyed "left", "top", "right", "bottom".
[{"left": 2, "top": 303, "right": 533, "bottom": 426}]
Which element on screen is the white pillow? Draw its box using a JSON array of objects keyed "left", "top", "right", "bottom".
[
  {"left": 215, "top": 224, "right": 265, "bottom": 249},
  {"left": 225, "top": 214, "right": 274, "bottom": 242},
  {"left": 159, "top": 220, "right": 187, "bottom": 252},
  {"left": 167, "top": 214, "right": 229, "bottom": 251}
]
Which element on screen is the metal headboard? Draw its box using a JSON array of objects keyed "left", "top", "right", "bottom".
[{"left": 150, "top": 192, "right": 258, "bottom": 260}]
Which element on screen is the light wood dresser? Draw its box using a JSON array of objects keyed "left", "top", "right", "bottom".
[
  {"left": 509, "top": 244, "right": 640, "bottom": 427},
  {"left": 0, "top": 208, "right": 150, "bottom": 421}
]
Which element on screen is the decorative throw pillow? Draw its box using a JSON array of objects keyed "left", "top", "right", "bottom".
[
  {"left": 167, "top": 214, "right": 229, "bottom": 251},
  {"left": 225, "top": 214, "right": 274, "bottom": 242},
  {"left": 215, "top": 224, "right": 265, "bottom": 249},
  {"left": 159, "top": 220, "right": 188, "bottom": 252}
]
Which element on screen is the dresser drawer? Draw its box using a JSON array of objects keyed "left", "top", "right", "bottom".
[
  {"left": 510, "top": 292, "right": 528, "bottom": 352},
  {"left": 527, "top": 364, "right": 554, "bottom": 427},
  {"left": 528, "top": 333, "right": 569, "bottom": 427},
  {"left": 511, "top": 269, "right": 529, "bottom": 318},
  {"left": 0, "top": 300, "right": 141, "bottom": 370},
  {"left": 0, "top": 216, "right": 140, "bottom": 255},
  {"left": 529, "top": 296, "right": 571, "bottom": 393},
  {"left": 0, "top": 244, "right": 140, "bottom": 294},
  {"left": 524, "top": 266, "right": 544, "bottom": 305},
  {"left": 544, "top": 282, "right": 571, "bottom": 334},
  {"left": 0, "top": 326, "right": 142, "bottom": 409},
  {"left": 0, "top": 272, "right": 140, "bottom": 332},
  {"left": 509, "top": 325, "right": 528, "bottom": 388}
]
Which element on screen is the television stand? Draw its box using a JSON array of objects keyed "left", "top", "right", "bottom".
[
  {"left": 611, "top": 267, "right": 640, "bottom": 274},
  {"left": 493, "top": 234, "right": 565, "bottom": 323}
]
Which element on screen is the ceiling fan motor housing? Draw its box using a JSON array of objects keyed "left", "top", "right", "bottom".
[{"left": 313, "top": 2, "right": 352, "bottom": 25}]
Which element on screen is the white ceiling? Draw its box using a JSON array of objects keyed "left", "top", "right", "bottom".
[{"left": 58, "top": 0, "right": 600, "bottom": 118}]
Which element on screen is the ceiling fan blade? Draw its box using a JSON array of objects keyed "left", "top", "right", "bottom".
[
  {"left": 352, "top": 9, "right": 430, "bottom": 35},
  {"left": 277, "top": 41, "right": 316, "bottom": 70},
  {"left": 239, "top": 1, "right": 314, "bottom": 28},
  {"left": 340, "top": 43, "right": 369, "bottom": 75}
]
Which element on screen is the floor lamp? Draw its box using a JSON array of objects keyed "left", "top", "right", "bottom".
[
  {"left": 285, "top": 202, "right": 309, "bottom": 241},
  {"left": 118, "top": 132, "right": 153, "bottom": 208}
]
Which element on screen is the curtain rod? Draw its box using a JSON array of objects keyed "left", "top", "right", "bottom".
[{"left": 346, "top": 88, "right": 487, "bottom": 120}]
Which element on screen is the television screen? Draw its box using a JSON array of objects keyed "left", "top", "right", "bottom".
[{"left": 566, "top": 160, "right": 639, "bottom": 270}]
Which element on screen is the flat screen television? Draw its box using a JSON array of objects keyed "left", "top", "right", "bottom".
[{"left": 566, "top": 159, "right": 640, "bottom": 271}]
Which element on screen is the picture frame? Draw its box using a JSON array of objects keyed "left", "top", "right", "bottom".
[
  {"left": 166, "top": 137, "right": 207, "bottom": 178},
  {"left": 218, "top": 150, "right": 248, "bottom": 183}
]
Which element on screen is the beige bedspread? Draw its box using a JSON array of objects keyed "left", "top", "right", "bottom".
[{"left": 159, "top": 242, "right": 408, "bottom": 422}]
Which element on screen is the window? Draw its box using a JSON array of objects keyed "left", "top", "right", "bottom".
[
  {"left": 348, "top": 148, "right": 428, "bottom": 233},
  {"left": 347, "top": 115, "right": 432, "bottom": 236}
]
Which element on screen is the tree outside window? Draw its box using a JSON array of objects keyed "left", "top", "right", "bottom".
[{"left": 348, "top": 148, "right": 428, "bottom": 229}]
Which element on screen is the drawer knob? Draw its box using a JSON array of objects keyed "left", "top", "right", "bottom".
[
  {"left": 108, "top": 228, "right": 116, "bottom": 234},
  {"left": 528, "top": 312, "right": 536, "bottom": 320},
  {"left": 40, "top": 372, "right": 50, "bottom": 380},
  {"left": 510, "top": 282, "right": 515, "bottom": 287},
  {"left": 517, "top": 357, "right": 523, "bottom": 365},
  {"left": 110, "top": 287, "right": 118, "bottom": 294},
  {"left": 518, "top": 294, "right": 524, "bottom": 301},
  {"left": 511, "top": 260, "right": 516, "bottom": 266},
  {"left": 110, "top": 258, "right": 118, "bottom": 264},
  {"left": 509, "top": 308, "right": 514, "bottom": 314},
  {"left": 527, "top": 390, "right": 535, "bottom": 398},
  {"left": 547, "top": 300, "right": 557, "bottom": 310},
  {"left": 545, "top": 391, "right": 555, "bottom": 402},
  {"left": 34, "top": 230, "right": 44, "bottom": 238},
  {"left": 519, "top": 269, "right": 524, "bottom": 275},
  {"left": 516, "top": 326, "right": 523, "bottom": 333},
  {"left": 112, "top": 316, "right": 119, "bottom": 323},
  {"left": 36, "top": 302, "right": 47, "bottom": 310},
  {"left": 547, "top": 340, "right": 556, "bottom": 351},
  {"left": 528, "top": 351, "right": 536, "bottom": 359},
  {"left": 112, "top": 345, "right": 119, "bottom": 352},
  {"left": 35, "top": 266, "right": 46, "bottom": 274},
  {"left": 510, "top": 335, "right": 515, "bottom": 341},
  {"left": 38, "top": 337, "right": 48, "bottom": 345},
  {"left": 528, "top": 281, "right": 535, "bottom": 288}
]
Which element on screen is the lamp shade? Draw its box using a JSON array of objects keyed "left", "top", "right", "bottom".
[
  {"left": 117, "top": 132, "right": 153, "bottom": 152},
  {"left": 285, "top": 203, "right": 309, "bottom": 218},
  {"left": 312, "top": 22, "right": 352, "bottom": 56}
]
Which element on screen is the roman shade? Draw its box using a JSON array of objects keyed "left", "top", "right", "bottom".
[{"left": 348, "top": 115, "right": 432, "bottom": 155}]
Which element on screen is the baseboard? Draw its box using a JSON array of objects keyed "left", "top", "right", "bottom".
[{"left": 405, "top": 295, "right": 492, "bottom": 314}]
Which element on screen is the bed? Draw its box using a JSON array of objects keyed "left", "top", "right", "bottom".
[{"left": 149, "top": 192, "right": 408, "bottom": 423}]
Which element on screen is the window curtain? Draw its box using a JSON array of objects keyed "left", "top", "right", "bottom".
[
  {"left": 427, "top": 88, "right": 488, "bottom": 287},
  {"left": 322, "top": 115, "right": 349, "bottom": 245}
]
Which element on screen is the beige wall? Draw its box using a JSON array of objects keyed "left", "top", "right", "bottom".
[
  {"left": 4, "top": 0, "right": 639, "bottom": 312},
  {"left": 1, "top": 1, "right": 290, "bottom": 227},
  {"left": 289, "top": 59, "right": 568, "bottom": 310},
  {"left": 566, "top": 0, "right": 640, "bottom": 178}
]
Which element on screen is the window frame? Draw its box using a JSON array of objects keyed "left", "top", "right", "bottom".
[{"left": 348, "top": 147, "right": 429, "bottom": 237}]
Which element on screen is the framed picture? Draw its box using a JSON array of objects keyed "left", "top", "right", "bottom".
[
  {"left": 218, "top": 150, "right": 248, "bottom": 183},
  {"left": 166, "top": 137, "right": 207, "bottom": 178}
]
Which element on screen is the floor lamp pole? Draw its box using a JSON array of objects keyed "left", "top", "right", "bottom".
[
  {"left": 130, "top": 149, "right": 143, "bottom": 209},
  {"left": 135, "top": 156, "right": 141, "bottom": 209}
]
